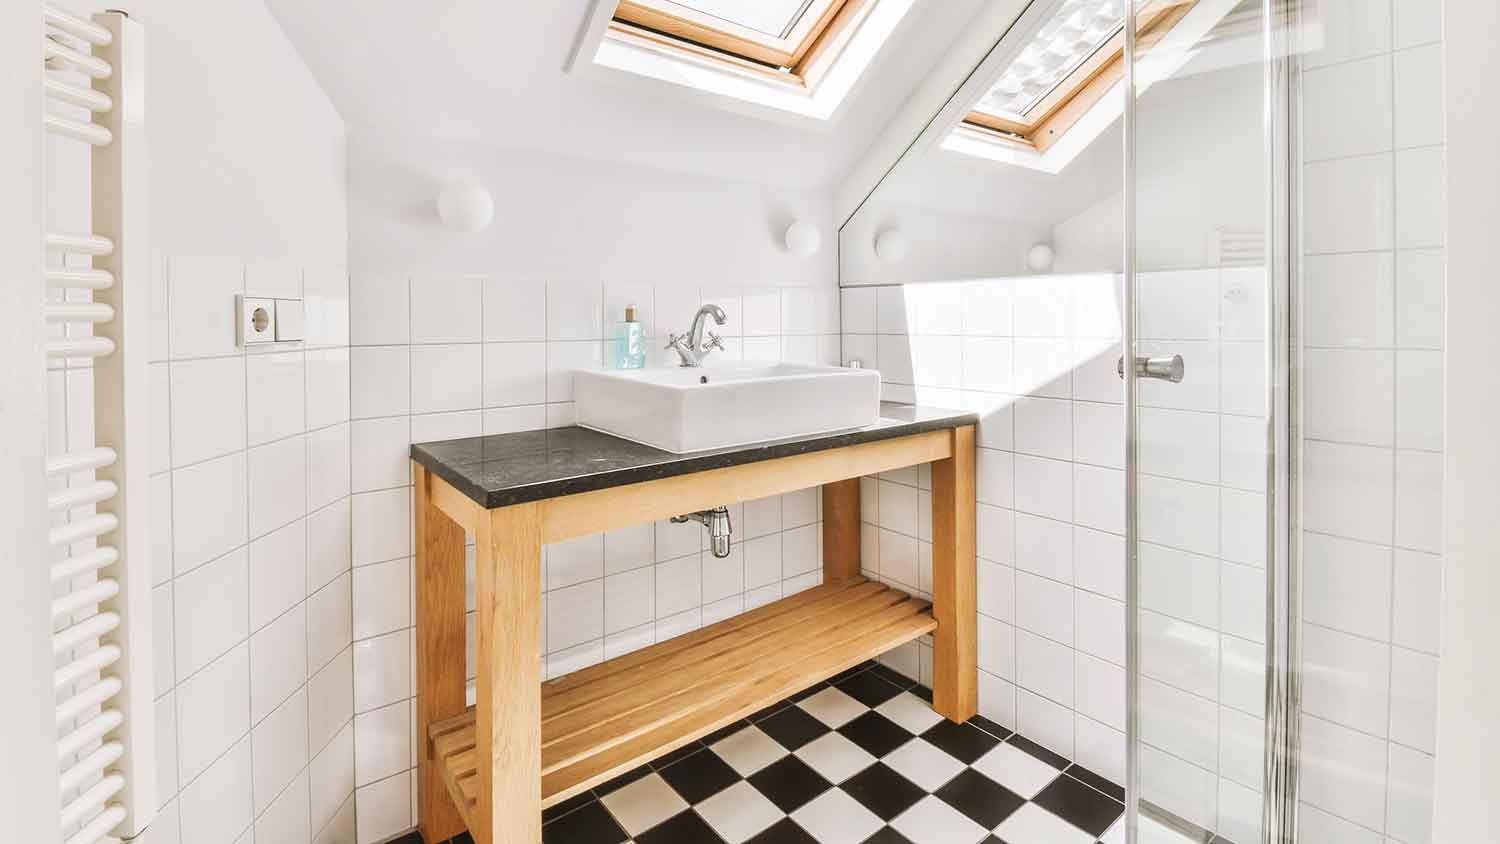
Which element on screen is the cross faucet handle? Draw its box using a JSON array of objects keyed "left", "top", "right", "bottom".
[
  {"left": 702, "top": 331, "right": 725, "bottom": 352},
  {"left": 664, "top": 332, "right": 685, "bottom": 350}
]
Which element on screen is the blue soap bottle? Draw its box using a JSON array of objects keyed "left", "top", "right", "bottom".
[{"left": 615, "top": 304, "right": 645, "bottom": 369}]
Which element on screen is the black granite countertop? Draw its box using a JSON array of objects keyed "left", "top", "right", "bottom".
[{"left": 410, "top": 403, "right": 979, "bottom": 509}]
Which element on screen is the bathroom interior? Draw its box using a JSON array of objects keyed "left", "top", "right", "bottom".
[{"left": 8, "top": 0, "right": 1495, "bottom": 843}]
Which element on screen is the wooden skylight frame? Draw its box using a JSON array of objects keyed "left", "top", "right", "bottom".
[
  {"left": 964, "top": 0, "right": 1199, "bottom": 153},
  {"left": 610, "top": 0, "right": 877, "bottom": 90}
]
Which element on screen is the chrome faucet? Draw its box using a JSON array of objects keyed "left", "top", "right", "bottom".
[{"left": 665, "top": 304, "right": 726, "bottom": 367}]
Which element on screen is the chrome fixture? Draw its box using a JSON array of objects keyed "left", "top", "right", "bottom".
[
  {"left": 665, "top": 304, "right": 726, "bottom": 367},
  {"left": 1117, "top": 354, "right": 1185, "bottom": 383},
  {"left": 671, "top": 506, "right": 733, "bottom": 558}
]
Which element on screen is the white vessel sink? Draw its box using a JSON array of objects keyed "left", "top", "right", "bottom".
[{"left": 574, "top": 363, "right": 882, "bottom": 453}]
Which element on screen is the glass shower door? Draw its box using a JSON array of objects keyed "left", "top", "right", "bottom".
[{"left": 1124, "top": 1, "right": 1280, "bottom": 842}]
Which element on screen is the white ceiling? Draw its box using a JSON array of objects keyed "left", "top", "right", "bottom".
[{"left": 264, "top": 0, "right": 992, "bottom": 189}]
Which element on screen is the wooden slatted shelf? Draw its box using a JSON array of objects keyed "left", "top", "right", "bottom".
[{"left": 427, "top": 577, "right": 935, "bottom": 824}]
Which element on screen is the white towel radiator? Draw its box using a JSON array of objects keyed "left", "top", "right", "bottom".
[{"left": 42, "top": 7, "right": 155, "bottom": 843}]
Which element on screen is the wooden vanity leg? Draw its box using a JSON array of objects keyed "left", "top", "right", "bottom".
[
  {"left": 413, "top": 465, "right": 468, "bottom": 844},
  {"left": 931, "top": 424, "right": 978, "bottom": 722},
  {"left": 474, "top": 502, "right": 544, "bottom": 844},
  {"left": 822, "top": 478, "right": 862, "bottom": 582}
]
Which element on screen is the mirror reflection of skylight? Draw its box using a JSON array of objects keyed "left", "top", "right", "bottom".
[
  {"left": 658, "top": 0, "right": 819, "bottom": 37},
  {"left": 974, "top": 0, "right": 1136, "bottom": 122}
]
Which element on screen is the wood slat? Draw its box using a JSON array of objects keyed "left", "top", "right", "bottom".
[{"left": 428, "top": 581, "right": 937, "bottom": 822}]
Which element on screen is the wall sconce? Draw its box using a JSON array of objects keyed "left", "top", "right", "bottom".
[
  {"left": 783, "top": 221, "right": 822, "bottom": 258},
  {"left": 1026, "top": 242, "right": 1055, "bottom": 273},
  {"left": 874, "top": 230, "right": 910, "bottom": 263},
  {"left": 437, "top": 182, "right": 494, "bottom": 233}
]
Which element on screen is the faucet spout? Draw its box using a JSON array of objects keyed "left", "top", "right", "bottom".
[{"left": 666, "top": 303, "right": 729, "bottom": 367}]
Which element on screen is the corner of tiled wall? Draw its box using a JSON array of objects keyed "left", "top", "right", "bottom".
[{"left": 144, "top": 255, "right": 355, "bottom": 844}]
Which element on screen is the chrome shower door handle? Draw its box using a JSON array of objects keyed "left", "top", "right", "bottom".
[{"left": 1118, "top": 354, "right": 1185, "bottom": 383}]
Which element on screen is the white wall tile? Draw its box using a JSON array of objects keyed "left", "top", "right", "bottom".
[
  {"left": 249, "top": 519, "right": 307, "bottom": 631},
  {"left": 310, "top": 724, "right": 354, "bottom": 834},
  {"left": 1301, "top": 532, "right": 1392, "bottom": 640},
  {"left": 169, "top": 257, "right": 244, "bottom": 360},
  {"left": 411, "top": 275, "right": 482, "bottom": 343},
  {"left": 308, "top": 573, "right": 352, "bottom": 672},
  {"left": 308, "top": 423, "right": 351, "bottom": 512},
  {"left": 655, "top": 554, "right": 701, "bottom": 619},
  {"left": 1303, "top": 0, "right": 1390, "bottom": 67},
  {"left": 1389, "top": 647, "right": 1439, "bottom": 753},
  {"left": 1395, "top": 350, "right": 1443, "bottom": 450},
  {"left": 547, "top": 281, "right": 605, "bottom": 341},
  {"left": 351, "top": 488, "right": 409, "bottom": 565},
  {"left": 178, "top": 736, "right": 253, "bottom": 844},
  {"left": 1386, "top": 745, "right": 1436, "bottom": 844},
  {"left": 1301, "top": 55, "right": 1394, "bottom": 161},
  {"left": 410, "top": 343, "right": 481, "bottom": 413},
  {"left": 1391, "top": 548, "right": 1442, "bottom": 653},
  {"left": 170, "top": 357, "right": 247, "bottom": 467},
  {"left": 1395, "top": 146, "right": 1444, "bottom": 249},
  {"left": 1300, "top": 715, "right": 1388, "bottom": 830},
  {"left": 246, "top": 351, "right": 305, "bottom": 446},
  {"left": 1014, "top": 572, "right": 1072, "bottom": 646},
  {"left": 1303, "top": 154, "right": 1394, "bottom": 254},
  {"left": 350, "top": 346, "right": 410, "bottom": 419},
  {"left": 352, "top": 629, "right": 410, "bottom": 713},
  {"left": 547, "top": 579, "right": 604, "bottom": 653},
  {"left": 252, "top": 686, "right": 309, "bottom": 814},
  {"left": 249, "top": 434, "right": 308, "bottom": 537},
  {"left": 304, "top": 264, "right": 350, "bottom": 349},
  {"left": 352, "top": 557, "right": 410, "bottom": 640},
  {"left": 1304, "top": 349, "right": 1394, "bottom": 446},
  {"left": 256, "top": 770, "right": 311, "bottom": 844},
  {"left": 1303, "top": 252, "right": 1395, "bottom": 348},
  {"left": 483, "top": 342, "right": 546, "bottom": 407},
  {"left": 350, "top": 416, "right": 409, "bottom": 494},
  {"left": 306, "top": 348, "right": 351, "bottom": 430},
  {"left": 308, "top": 646, "right": 353, "bottom": 754},
  {"left": 250, "top": 603, "right": 308, "bottom": 723},
  {"left": 1301, "top": 623, "right": 1390, "bottom": 737},
  {"left": 1139, "top": 542, "right": 1218, "bottom": 629},
  {"left": 1302, "top": 441, "right": 1394, "bottom": 545},
  {"left": 1394, "top": 448, "right": 1442, "bottom": 553},
  {"left": 483, "top": 278, "right": 545, "bottom": 342},
  {"left": 350, "top": 273, "right": 408, "bottom": 346},
  {"left": 1013, "top": 513, "right": 1070, "bottom": 583},
  {"left": 1395, "top": 249, "right": 1444, "bottom": 349},
  {"left": 354, "top": 769, "right": 411, "bottom": 844},
  {"left": 175, "top": 547, "right": 250, "bottom": 679},
  {"left": 176, "top": 643, "right": 251, "bottom": 785},
  {"left": 354, "top": 700, "right": 410, "bottom": 786},
  {"left": 307, "top": 499, "right": 352, "bottom": 593}
]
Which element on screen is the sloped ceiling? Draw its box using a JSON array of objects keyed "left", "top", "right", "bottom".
[{"left": 265, "top": 0, "right": 992, "bottom": 189}]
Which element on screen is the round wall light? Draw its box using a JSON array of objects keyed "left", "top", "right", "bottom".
[
  {"left": 437, "top": 182, "right": 495, "bottom": 233},
  {"left": 874, "top": 230, "right": 910, "bottom": 264},
  {"left": 1026, "top": 242, "right": 1055, "bottom": 273},
  {"left": 784, "top": 221, "right": 822, "bottom": 258}
]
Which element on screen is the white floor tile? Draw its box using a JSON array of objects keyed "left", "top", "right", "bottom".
[
  {"left": 882, "top": 738, "right": 966, "bottom": 792},
  {"left": 710, "top": 725, "right": 790, "bottom": 777},
  {"left": 798, "top": 686, "right": 868, "bottom": 729},
  {"left": 971, "top": 743, "right": 1063, "bottom": 799},
  {"left": 890, "top": 795, "right": 990, "bottom": 844},
  {"left": 599, "top": 773, "right": 689, "bottom": 837},
  {"left": 789, "top": 789, "right": 885, "bottom": 844},
  {"left": 696, "top": 781, "right": 785, "bottom": 844},
  {"left": 794, "top": 732, "right": 876, "bottom": 785},
  {"left": 991, "top": 803, "right": 1095, "bottom": 844}
]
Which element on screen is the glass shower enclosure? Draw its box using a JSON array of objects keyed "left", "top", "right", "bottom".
[{"left": 838, "top": 0, "right": 1443, "bottom": 840}]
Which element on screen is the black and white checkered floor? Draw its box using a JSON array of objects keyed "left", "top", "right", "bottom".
[{"left": 404, "top": 660, "right": 1131, "bottom": 844}]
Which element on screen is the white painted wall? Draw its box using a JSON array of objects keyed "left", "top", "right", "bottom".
[
  {"left": 2, "top": 4, "right": 66, "bottom": 843},
  {"left": 1433, "top": 0, "right": 1500, "bottom": 839},
  {"left": 345, "top": 127, "right": 843, "bottom": 843},
  {"left": 41, "top": 4, "right": 351, "bottom": 844}
]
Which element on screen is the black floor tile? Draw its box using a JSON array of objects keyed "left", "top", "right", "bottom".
[
  {"left": 748, "top": 755, "right": 834, "bottom": 813},
  {"left": 861, "top": 826, "right": 915, "bottom": 844},
  {"left": 747, "top": 818, "right": 820, "bottom": 844},
  {"left": 542, "top": 801, "right": 628, "bottom": 844},
  {"left": 933, "top": 769, "right": 1027, "bottom": 830},
  {"left": 838, "top": 711, "right": 914, "bottom": 758},
  {"left": 829, "top": 660, "right": 878, "bottom": 684},
  {"left": 658, "top": 745, "right": 744, "bottom": 803},
  {"left": 635, "top": 809, "right": 728, "bottom": 844},
  {"left": 921, "top": 720, "right": 1001, "bottom": 764},
  {"left": 1032, "top": 772, "right": 1124, "bottom": 837},
  {"left": 840, "top": 762, "right": 926, "bottom": 821},
  {"left": 448, "top": 834, "right": 474, "bottom": 844},
  {"left": 591, "top": 763, "right": 653, "bottom": 798},
  {"left": 648, "top": 741, "right": 707, "bottom": 771},
  {"left": 909, "top": 685, "right": 934, "bottom": 703},
  {"left": 1006, "top": 733, "right": 1070, "bottom": 770},
  {"left": 389, "top": 835, "right": 423, "bottom": 844},
  {"left": 1065, "top": 763, "right": 1125, "bottom": 803},
  {"left": 789, "top": 681, "right": 829, "bottom": 702},
  {"left": 749, "top": 697, "right": 796, "bottom": 723},
  {"left": 542, "top": 789, "right": 597, "bottom": 823},
  {"left": 702, "top": 719, "right": 752, "bottom": 747},
  {"left": 836, "top": 669, "right": 905, "bottom": 707},
  {"left": 759, "top": 703, "right": 833, "bottom": 751},
  {"left": 968, "top": 714, "right": 1013, "bottom": 742},
  {"left": 867, "top": 663, "right": 917, "bottom": 691}
]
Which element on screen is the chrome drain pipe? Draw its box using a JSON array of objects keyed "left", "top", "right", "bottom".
[{"left": 671, "top": 506, "right": 733, "bottom": 558}]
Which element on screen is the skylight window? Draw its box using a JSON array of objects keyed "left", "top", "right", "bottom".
[
  {"left": 963, "top": 0, "right": 1195, "bottom": 152},
  {"left": 578, "top": 0, "right": 914, "bottom": 121}
]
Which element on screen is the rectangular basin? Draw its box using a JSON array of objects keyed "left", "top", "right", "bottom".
[{"left": 574, "top": 363, "right": 881, "bottom": 453}]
